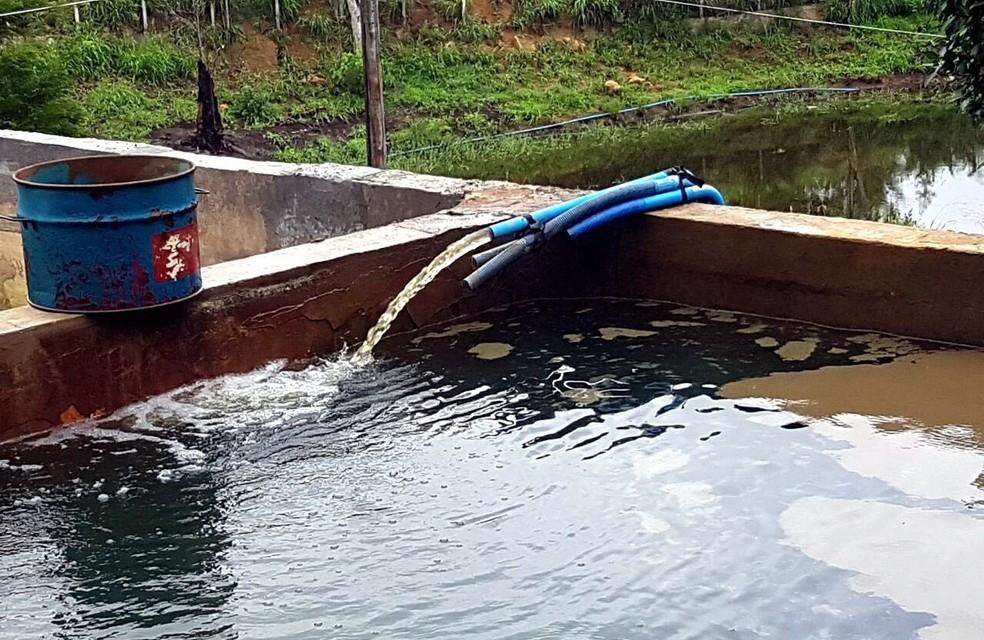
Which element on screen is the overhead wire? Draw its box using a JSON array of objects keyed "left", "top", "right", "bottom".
[
  {"left": 646, "top": 0, "right": 943, "bottom": 39},
  {"left": 0, "top": 0, "right": 101, "bottom": 19}
]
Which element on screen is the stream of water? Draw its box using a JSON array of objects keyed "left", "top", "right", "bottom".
[{"left": 354, "top": 229, "right": 489, "bottom": 361}]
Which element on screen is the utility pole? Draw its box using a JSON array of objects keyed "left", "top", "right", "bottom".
[{"left": 361, "top": 0, "right": 386, "bottom": 168}]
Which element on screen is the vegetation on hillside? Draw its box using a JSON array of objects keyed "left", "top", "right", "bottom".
[{"left": 0, "top": 0, "right": 947, "bottom": 164}]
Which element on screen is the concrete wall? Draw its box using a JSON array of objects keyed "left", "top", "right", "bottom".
[
  {"left": 616, "top": 204, "right": 984, "bottom": 345},
  {"left": 0, "top": 130, "right": 471, "bottom": 294},
  {"left": 3, "top": 131, "right": 984, "bottom": 441},
  {"left": 0, "top": 180, "right": 585, "bottom": 440},
  {"left": 4, "top": 192, "right": 984, "bottom": 440}
]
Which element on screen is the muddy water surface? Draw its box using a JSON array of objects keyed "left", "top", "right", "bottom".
[{"left": 2, "top": 300, "right": 982, "bottom": 639}]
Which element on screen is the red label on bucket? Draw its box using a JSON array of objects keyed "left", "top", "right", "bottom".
[{"left": 151, "top": 223, "right": 200, "bottom": 282}]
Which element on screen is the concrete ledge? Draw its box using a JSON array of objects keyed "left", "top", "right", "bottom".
[
  {"left": 3, "top": 192, "right": 983, "bottom": 440},
  {"left": 0, "top": 181, "right": 583, "bottom": 439},
  {"left": 620, "top": 204, "right": 984, "bottom": 345},
  {"left": 0, "top": 130, "right": 470, "bottom": 262}
]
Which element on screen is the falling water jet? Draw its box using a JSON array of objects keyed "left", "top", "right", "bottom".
[{"left": 353, "top": 229, "right": 491, "bottom": 362}]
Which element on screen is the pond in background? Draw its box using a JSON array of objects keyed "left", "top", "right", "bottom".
[{"left": 456, "top": 101, "right": 984, "bottom": 235}]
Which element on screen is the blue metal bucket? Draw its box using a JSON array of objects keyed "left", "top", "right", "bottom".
[{"left": 9, "top": 155, "right": 203, "bottom": 313}]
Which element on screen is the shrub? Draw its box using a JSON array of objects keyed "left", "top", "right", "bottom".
[
  {"left": 511, "top": 0, "right": 565, "bottom": 27},
  {"left": 56, "top": 34, "right": 195, "bottom": 85},
  {"left": 86, "top": 0, "right": 139, "bottom": 27},
  {"left": 227, "top": 83, "right": 283, "bottom": 127},
  {"left": 58, "top": 31, "right": 116, "bottom": 80},
  {"left": 826, "top": 0, "right": 926, "bottom": 23},
  {"left": 0, "top": 42, "right": 80, "bottom": 135},
  {"left": 114, "top": 38, "right": 196, "bottom": 85},
  {"left": 570, "top": 0, "right": 620, "bottom": 27},
  {"left": 324, "top": 52, "right": 364, "bottom": 95},
  {"left": 299, "top": 13, "right": 341, "bottom": 40},
  {"left": 433, "top": 0, "right": 463, "bottom": 23}
]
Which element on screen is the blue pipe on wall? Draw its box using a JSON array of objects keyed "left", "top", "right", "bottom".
[
  {"left": 475, "top": 172, "right": 698, "bottom": 268},
  {"left": 464, "top": 169, "right": 724, "bottom": 290},
  {"left": 487, "top": 170, "right": 675, "bottom": 240},
  {"left": 567, "top": 185, "right": 725, "bottom": 238}
]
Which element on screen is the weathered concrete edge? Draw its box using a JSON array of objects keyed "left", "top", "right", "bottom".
[
  {"left": 620, "top": 203, "right": 984, "bottom": 346},
  {"left": 0, "top": 130, "right": 472, "bottom": 245},
  {"left": 4, "top": 196, "right": 984, "bottom": 439},
  {"left": 0, "top": 181, "right": 575, "bottom": 439}
]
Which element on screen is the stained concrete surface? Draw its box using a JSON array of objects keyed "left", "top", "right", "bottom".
[
  {"left": 0, "top": 130, "right": 472, "bottom": 290},
  {"left": 0, "top": 180, "right": 580, "bottom": 439},
  {"left": 617, "top": 204, "right": 984, "bottom": 347},
  {"left": 3, "top": 132, "right": 984, "bottom": 439},
  {"left": 0, "top": 230, "right": 25, "bottom": 309}
]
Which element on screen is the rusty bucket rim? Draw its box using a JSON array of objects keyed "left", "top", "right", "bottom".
[{"left": 12, "top": 154, "right": 195, "bottom": 190}]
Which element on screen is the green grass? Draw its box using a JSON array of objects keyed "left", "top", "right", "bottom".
[
  {"left": 80, "top": 81, "right": 196, "bottom": 139},
  {"left": 9, "top": 10, "right": 937, "bottom": 150},
  {"left": 57, "top": 31, "right": 196, "bottom": 85},
  {"left": 270, "top": 14, "right": 937, "bottom": 163}
]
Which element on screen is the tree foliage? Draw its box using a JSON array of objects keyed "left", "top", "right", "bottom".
[{"left": 939, "top": 0, "right": 984, "bottom": 117}]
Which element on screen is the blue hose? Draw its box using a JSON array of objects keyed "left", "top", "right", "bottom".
[
  {"left": 567, "top": 185, "right": 725, "bottom": 237},
  {"left": 541, "top": 173, "right": 703, "bottom": 240},
  {"left": 475, "top": 171, "right": 699, "bottom": 268},
  {"left": 487, "top": 170, "right": 672, "bottom": 240},
  {"left": 464, "top": 168, "right": 724, "bottom": 290}
]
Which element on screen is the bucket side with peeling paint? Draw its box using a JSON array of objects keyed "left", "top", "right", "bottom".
[{"left": 12, "top": 155, "right": 202, "bottom": 313}]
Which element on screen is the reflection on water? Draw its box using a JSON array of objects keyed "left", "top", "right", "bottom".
[
  {"left": 484, "top": 102, "right": 984, "bottom": 235},
  {"left": 2, "top": 300, "right": 983, "bottom": 639},
  {"left": 782, "top": 497, "right": 984, "bottom": 640}
]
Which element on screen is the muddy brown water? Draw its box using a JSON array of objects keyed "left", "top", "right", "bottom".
[{"left": 2, "top": 299, "right": 982, "bottom": 639}]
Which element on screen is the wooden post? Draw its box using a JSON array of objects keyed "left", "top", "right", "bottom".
[
  {"left": 224, "top": 0, "right": 231, "bottom": 29},
  {"left": 361, "top": 0, "right": 386, "bottom": 168},
  {"left": 140, "top": 0, "right": 148, "bottom": 31},
  {"left": 210, "top": 0, "right": 216, "bottom": 26},
  {"left": 73, "top": 3, "right": 80, "bottom": 23},
  {"left": 274, "top": 0, "right": 281, "bottom": 30}
]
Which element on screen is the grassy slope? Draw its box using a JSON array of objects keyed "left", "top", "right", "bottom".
[{"left": 58, "top": 12, "right": 939, "bottom": 163}]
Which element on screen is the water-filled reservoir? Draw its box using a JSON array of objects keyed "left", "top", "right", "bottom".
[{"left": 2, "top": 299, "right": 982, "bottom": 639}]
